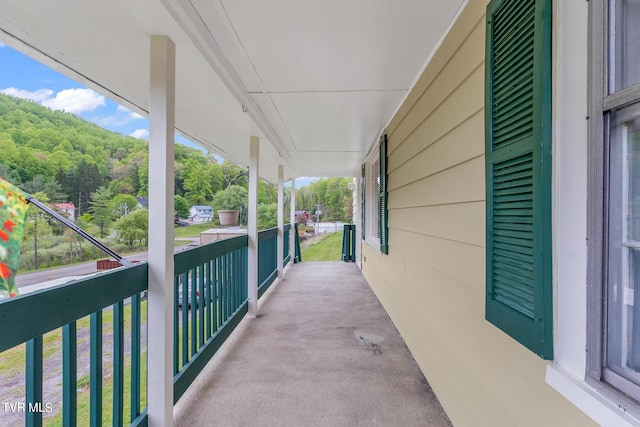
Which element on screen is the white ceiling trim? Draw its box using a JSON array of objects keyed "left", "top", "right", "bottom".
[{"left": 161, "top": 0, "right": 300, "bottom": 176}]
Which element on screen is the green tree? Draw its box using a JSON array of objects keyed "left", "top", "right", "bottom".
[
  {"left": 0, "top": 163, "right": 21, "bottom": 185},
  {"left": 111, "top": 194, "right": 138, "bottom": 218},
  {"left": 258, "top": 180, "right": 277, "bottom": 204},
  {"left": 295, "top": 177, "right": 352, "bottom": 222},
  {"left": 89, "top": 186, "right": 113, "bottom": 237},
  {"left": 23, "top": 192, "right": 53, "bottom": 270},
  {"left": 174, "top": 195, "right": 190, "bottom": 219},
  {"left": 221, "top": 160, "right": 248, "bottom": 189},
  {"left": 22, "top": 174, "right": 67, "bottom": 202},
  {"left": 183, "top": 159, "right": 213, "bottom": 204},
  {"left": 207, "top": 162, "right": 224, "bottom": 195},
  {"left": 212, "top": 185, "right": 248, "bottom": 211},
  {"left": 258, "top": 203, "right": 278, "bottom": 230},
  {"left": 114, "top": 209, "right": 149, "bottom": 248}
]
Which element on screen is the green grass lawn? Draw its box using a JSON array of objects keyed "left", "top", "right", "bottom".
[
  {"left": 174, "top": 223, "right": 221, "bottom": 238},
  {"left": 301, "top": 232, "right": 343, "bottom": 261},
  {"left": 1, "top": 302, "right": 148, "bottom": 426}
]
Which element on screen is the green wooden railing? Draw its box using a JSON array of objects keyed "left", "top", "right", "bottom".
[
  {"left": 173, "top": 226, "right": 293, "bottom": 398},
  {"left": 258, "top": 227, "right": 278, "bottom": 298},
  {"left": 173, "top": 235, "right": 248, "bottom": 403},
  {"left": 283, "top": 223, "right": 291, "bottom": 266},
  {"left": 341, "top": 224, "right": 357, "bottom": 262},
  {"left": 294, "top": 223, "right": 302, "bottom": 263},
  {"left": 0, "top": 225, "right": 291, "bottom": 425},
  {"left": 0, "top": 263, "right": 149, "bottom": 427}
]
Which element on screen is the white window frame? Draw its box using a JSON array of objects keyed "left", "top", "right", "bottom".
[
  {"left": 544, "top": 1, "right": 640, "bottom": 425},
  {"left": 363, "top": 147, "right": 380, "bottom": 250}
]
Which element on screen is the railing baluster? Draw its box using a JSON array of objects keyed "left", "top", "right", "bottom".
[
  {"left": 190, "top": 268, "right": 197, "bottom": 357},
  {"left": 233, "top": 249, "right": 238, "bottom": 310},
  {"left": 173, "top": 276, "right": 179, "bottom": 374},
  {"left": 226, "top": 253, "right": 231, "bottom": 320},
  {"left": 205, "top": 261, "right": 211, "bottom": 339},
  {"left": 181, "top": 272, "right": 188, "bottom": 367},
  {"left": 199, "top": 264, "right": 205, "bottom": 348},
  {"left": 221, "top": 255, "right": 226, "bottom": 322},
  {"left": 113, "top": 301, "right": 124, "bottom": 427},
  {"left": 240, "top": 248, "right": 244, "bottom": 306},
  {"left": 217, "top": 256, "right": 222, "bottom": 329},
  {"left": 242, "top": 246, "right": 248, "bottom": 301},
  {"left": 26, "top": 336, "right": 43, "bottom": 427},
  {"left": 238, "top": 249, "right": 243, "bottom": 306},
  {"left": 130, "top": 293, "right": 141, "bottom": 421},
  {"left": 63, "top": 322, "right": 77, "bottom": 427},
  {"left": 211, "top": 258, "right": 220, "bottom": 335},
  {"left": 90, "top": 311, "right": 102, "bottom": 427}
]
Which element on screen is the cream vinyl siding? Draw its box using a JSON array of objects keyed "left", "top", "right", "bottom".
[{"left": 360, "top": 0, "right": 595, "bottom": 425}]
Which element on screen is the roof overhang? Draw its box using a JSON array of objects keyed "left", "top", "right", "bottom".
[{"left": 0, "top": 0, "right": 467, "bottom": 182}]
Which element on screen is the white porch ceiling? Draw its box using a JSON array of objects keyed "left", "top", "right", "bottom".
[{"left": 0, "top": 0, "right": 466, "bottom": 182}]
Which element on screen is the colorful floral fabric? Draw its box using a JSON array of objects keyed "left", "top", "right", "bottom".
[{"left": 0, "top": 178, "right": 30, "bottom": 298}]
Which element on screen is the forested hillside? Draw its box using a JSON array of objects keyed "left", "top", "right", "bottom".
[
  {"left": 0, "top": 93, "right": 354, "bottom": 271},
  {"left": 0, "top": 93, "right": 249, "bottom": 213},
  {"left": 295, "top": 177, "right": 354, "bottom": 223}
]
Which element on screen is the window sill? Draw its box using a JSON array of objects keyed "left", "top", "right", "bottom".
[
  {"left": 545, "top": 364, "right": 640, "bottom": 426},
  {"left": 362, "top": 237, "right": 381, "bottom": 254}
]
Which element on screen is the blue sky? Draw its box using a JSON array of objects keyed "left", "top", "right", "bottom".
[
  {"left": 0, "top": 43, "right": 318, "bottom": 188},
  {"left": 0, "top": 42, "right": 197, "bottom": 148}
]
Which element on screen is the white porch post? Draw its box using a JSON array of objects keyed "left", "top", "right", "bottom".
[
  {"left": 147, "top": 35, "right": 175, "bottom": 427},
  {"left": 289, "top": 178, "right": 296, "bottom": 261},
  {"left": 277, "top": 165, "right": 284, "bottom": 279},
  {"left": 248, "top": 136, "right": 259, "bottom": 317}
]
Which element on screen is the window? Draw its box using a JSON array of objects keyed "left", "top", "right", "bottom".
[
  {"left": 589, "top": 0, "right": 640, "bottom": 403},
  {"left": 362, "top": 135, "right": 389, "bottom": 254},
  {"left": 484, "top": 0, "right": 553, "bottom": 359},
  {"left": 364, "top": 149, "right": 380, "bottom": 244}
]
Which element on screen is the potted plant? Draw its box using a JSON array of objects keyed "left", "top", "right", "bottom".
[{"left": 212, "top": 185, "right": 247, "bottom": 226}]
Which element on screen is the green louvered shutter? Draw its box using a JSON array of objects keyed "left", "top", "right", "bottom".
[
  {"left": 485, "top": 0, "right": 552, "bottom": 359},
  {"left": 379, "top": 135, "right": 389, "bottom": 254},
  {"left": 361, "top": 164, "right": 366, "bottom": 239}
]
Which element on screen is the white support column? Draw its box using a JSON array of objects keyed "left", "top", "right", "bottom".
[
  {"left": 248, "top": 136, "right": 259, "bottom": 317},
  {"left": 147, "top": 35, "right": 175, "bottom": 427},
  {"left": 277, "top": 165, "right": 284, "bottom": 279},
  {"left": 289, "top": 178, "right": 296, "bottom": 262}
]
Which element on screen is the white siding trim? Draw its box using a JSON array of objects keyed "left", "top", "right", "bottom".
[{"left": 546, "top": 365, "right": 640, "bottom": 427}]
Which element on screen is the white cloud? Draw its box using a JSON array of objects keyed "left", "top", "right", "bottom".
[
  {"left": 116, "top": 104, "right": 143, "bottom": 119},
  {"left": 41, "top": 88, "right": 105, "bottom": 114},
  {"left": 1, "top": 87, "right": 53, "bottom": 102},
  {"left": 91, "top": 104, "right": 144, "bottom": 127},
  {"left": 129, "top": 129, "right": 149, "bottom": 140},
  {"left": 0, "top": 43, "right": 5, "bottom": 48}
]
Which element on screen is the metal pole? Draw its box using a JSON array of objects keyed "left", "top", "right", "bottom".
[{"left": 26, "top": 196, "right": 132, "bottom": 267}]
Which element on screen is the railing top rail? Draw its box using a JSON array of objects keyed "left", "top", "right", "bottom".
[
  {"left": 258, "top": 226, "right": 278, "bottom": 241},
  {"left": 0, "top": 263, "right": 148, "bottom": 353},
  {"left": 174, "top": 234, "right": 248, "bottom": 273}
]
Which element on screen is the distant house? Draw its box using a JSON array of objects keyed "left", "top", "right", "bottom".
[
  {"left": 294, "top": 210, "right": 310, "bottom": 223},
  {"left": 189, "top": 205, "right": 214, "bottom": 223},
  {"left": 52, "top": 202, "right": 75, "bottom": 221},
  {"left": 136, "top": 197, "right": 148, "bottom": 209}
]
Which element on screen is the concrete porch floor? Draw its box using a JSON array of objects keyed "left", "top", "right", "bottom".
[{"left": 174, "top": 261, "right": 451, "bottom": 426}]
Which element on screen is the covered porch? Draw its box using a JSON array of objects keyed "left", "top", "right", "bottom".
[
  {"left": 0, "top": 235, "right": 450, "bottom": 426},
  {"left": 174, "top": 261, "right": 450, "bottom": 427},
  {"left": 0, "top": 0, "right": 471, "bottom": 426}
]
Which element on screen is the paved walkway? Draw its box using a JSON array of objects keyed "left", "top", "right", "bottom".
[{"left": 174, "top": 261, "right": 451, "bottom": 427}]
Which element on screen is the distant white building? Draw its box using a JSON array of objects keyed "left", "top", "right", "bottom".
[{"left": 189, "top": 205, "right": 213, "bottom": 222}]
